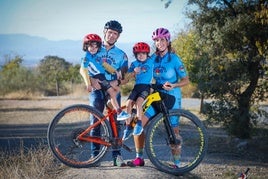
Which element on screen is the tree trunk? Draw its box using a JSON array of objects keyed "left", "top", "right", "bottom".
[
  {"left": 200, "top": 93, "right": 204, "bottom": 114},
  {"left": 234, "top": 60, "right": 260, "bottom": 138},
  {"left": 56, "top": 80, "right": 59, "bottom": 96},
  {"left": 235, "top": 95, "right": 251, "bottom": 138}
]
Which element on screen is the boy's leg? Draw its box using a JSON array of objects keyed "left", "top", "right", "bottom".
[
  {"left": 127, "top": 132, "right": 145, "bottom": 166},
  {"left": 107, "top": 87, "right": 120, "bottom": 110}
]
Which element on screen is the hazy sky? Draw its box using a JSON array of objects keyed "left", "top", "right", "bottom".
[{"left": 0, "top": 0, "right": 190, "bottom": 43}]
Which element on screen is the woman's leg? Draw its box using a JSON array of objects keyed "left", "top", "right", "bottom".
[{"left": 171, "top": 127, "right": 182, "bottom": 167}]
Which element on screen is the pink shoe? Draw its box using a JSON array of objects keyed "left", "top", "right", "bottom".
[{"left": 127, "top": 157, "right": 145, "bottom": 167}]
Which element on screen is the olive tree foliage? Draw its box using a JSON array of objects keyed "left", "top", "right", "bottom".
[
  {"left": 173, "top": 31, "right": 211, "bottom": 111},
  {"left": 0, "top": 55, "right": 39, "bottom": 95},
  {"left": 38, "top": 55, "right": 72, "bottom": 96},
  {"left": 182, "top": 0, "right": 268, "bottom": 138}
]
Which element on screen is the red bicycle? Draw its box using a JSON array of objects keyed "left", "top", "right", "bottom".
[{"left": 47, "top": 85, "right": 208, "bottom": 175}]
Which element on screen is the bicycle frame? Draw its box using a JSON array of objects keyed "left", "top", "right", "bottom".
[
  {"left": 75, "top": 89, "right": 179, "bottom": 149},
  {"left": 76, "top": 106, "right": 127, "bottom": 147}
]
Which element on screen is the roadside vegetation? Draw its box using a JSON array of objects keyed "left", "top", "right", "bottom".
[
  {"left": 0, "top": 0, "right": 267, "bottom": 149},
  {"left": 0, "top": 145, "right": 65, "bottom": 179}
]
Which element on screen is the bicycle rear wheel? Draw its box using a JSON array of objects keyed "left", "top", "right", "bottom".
[
  {"left": 145, "top": 109, "right": 208, "bottom": 175},
  {"left": 47, "top": 104, "right": 112, "bottom": 168}
]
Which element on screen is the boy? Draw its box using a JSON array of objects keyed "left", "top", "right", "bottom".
[{"left": 80, "top": 33, "right": 130, "bottom": 120}]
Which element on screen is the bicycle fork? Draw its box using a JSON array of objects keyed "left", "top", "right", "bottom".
[{"left": 162, "top": 102, "right": 181, "bottom": 146}]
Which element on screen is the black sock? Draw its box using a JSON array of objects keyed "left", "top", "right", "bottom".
[
  {"left": 136, "top": 120, "right": 142, "bottom": 125},
  {"left": 126, "top": 125, "right": 133, "bottom": 130},
  {"left": 117, "top": 108, "right": 122, "bottom": 114}
]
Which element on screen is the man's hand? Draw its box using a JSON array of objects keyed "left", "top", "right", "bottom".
[
  {"left": 90, "top": 78, "right": 101, "bottom": 90},
  {"left": 86, "top": 85, "right": 93, "bottom": 92}
]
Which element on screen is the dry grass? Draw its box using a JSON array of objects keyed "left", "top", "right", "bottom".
[
  {"left": 0, "top": 146, "right": 66, "bottom": 179},
  {"left": 0, "top": 90, "right": 44, "bottom": 100}
]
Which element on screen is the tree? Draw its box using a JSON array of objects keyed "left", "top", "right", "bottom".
[
  {"left": 38, "top": 56, "right": 71, "bottom": 96},
  {"left": 66, "top": 64, "right": 83, "bottom": 93},
  {"left": 0, "top": 55, "right": 38, "bottom": 95},
  {"left": 185, "top": 0, "right": 268, "bottom": 138},
  {"left": 173, "top": 30, "right": 211, "bottom": 111}
]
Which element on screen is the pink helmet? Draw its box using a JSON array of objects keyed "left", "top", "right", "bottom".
[{"left": 152, "top": 28, "right": 171, "bottom": 42}]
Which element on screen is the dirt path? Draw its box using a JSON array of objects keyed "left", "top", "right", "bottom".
[{"left": 0, "top": 97, "right": 267, "bottom": 178}]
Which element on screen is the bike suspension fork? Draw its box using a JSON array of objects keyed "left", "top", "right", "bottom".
[{"left": 162, "top": 102, "right": 181, "bottom": 145}]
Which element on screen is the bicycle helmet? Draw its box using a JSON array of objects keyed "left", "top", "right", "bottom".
[
  {"left": 133, "top": 42, "right": 150, "bottom": 54},
  {"left": 152, "top": 28, "right": 171, "bottom": 42},
  {"left": 84, "top": 34, "right": 102, "bottom": 43},
  {"left": 83, "top": 34, "right": 102, "bottom": 51},
  {"left": 104, "top": 20, "right": 123, "bottom": 33}
]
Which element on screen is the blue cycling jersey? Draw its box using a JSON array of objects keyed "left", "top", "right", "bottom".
[
  {"left": 82, "top": 51, "right": 106, "bottom": 77},
  {"left": 97, "top": 45, "right": 128, "bottom": 81},
  {"left": 128, "top": 57, "right": 154, "bottom": 85},
  {"left": 144, "top": 52, "right": 188, "bottom": 127},
  {"left": 152, "top": 52, "right": 187, "bottom": 99},
  {"left": 81, "top": 45, "right": 128, "bottom": 81}
]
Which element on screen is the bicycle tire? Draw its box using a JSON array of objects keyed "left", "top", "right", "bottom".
[
  {"left": 145, "top": 109, "right": 208, "bottom": 175},
  {"left": 47, "top": 104, "right": 112, "bottom": 168}
]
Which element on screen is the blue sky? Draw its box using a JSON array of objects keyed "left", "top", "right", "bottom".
[{"left": 0, "top": 0, "right": 190, "bottom": 43}]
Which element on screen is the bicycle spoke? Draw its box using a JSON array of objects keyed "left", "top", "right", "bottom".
[
  {"left": 47, "top": 104, "right": 111, "bottom": 168},
  {"left": 145, "top": 109, "right": 208, "bottom": 175}
]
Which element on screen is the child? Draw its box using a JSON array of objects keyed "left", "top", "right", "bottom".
[
  {"left": 120, "top": 42, "right": 154, "bottom": 140},
  {"left": 80, "top": 33, "right": 130, "bottom": 120}
]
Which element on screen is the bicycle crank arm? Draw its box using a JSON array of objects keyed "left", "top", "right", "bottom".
[{"left": 122, "top": 143, "right": 133, "bottom": 152}]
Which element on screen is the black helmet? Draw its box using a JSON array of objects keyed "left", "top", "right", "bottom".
[{"left": 104, "top": 20, "right": 123, "bottom": 33}]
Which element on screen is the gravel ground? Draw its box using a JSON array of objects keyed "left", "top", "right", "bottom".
[
  {"left": 59, "top": 133, "right": 268, "bottom": 179},
  {"left": 0, "top": 97, "right": 267, "bottom": 178}
]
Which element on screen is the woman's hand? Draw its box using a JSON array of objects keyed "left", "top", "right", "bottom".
[{"left": 163, "top": 81, "right": 173, "bottom": 90}]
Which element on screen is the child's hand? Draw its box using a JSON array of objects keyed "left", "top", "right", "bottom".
[{"left": 134, "top": 67, "right": 140, "bottom": 74}]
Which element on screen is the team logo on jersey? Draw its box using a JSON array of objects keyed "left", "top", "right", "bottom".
[
  {"left": 154, "top": 66, "right": 166, "bottom": 76},
  {"left": 179, "top": 65, "right": 185, "bottom": 72},
  {"left": 140, "top": 65, "right": 150, "bottom": 73},
  {"left": 99, "top": 55, "right": 115, "bottom": 65}
]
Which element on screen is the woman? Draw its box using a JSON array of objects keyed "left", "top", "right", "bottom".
[{"left": 128, "top": 28, "right": 190, "bottom": 167}]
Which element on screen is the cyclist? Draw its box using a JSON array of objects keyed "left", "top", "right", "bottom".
[
  {"left": 128, "top": 28, "right": 190, "bottom": 167},
  {"left": 80, "top": 33, "right": 130, "bottom": 120},
  {"left": 84, "top": 20, "right": 129, "bottom": 167},
  {"left": 119, "top": 42, "right": 153, "bottom": 141}
]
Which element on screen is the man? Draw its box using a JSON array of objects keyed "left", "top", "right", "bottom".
[{"left": 84, "top": 20, "right": 128, "bottom": 167}]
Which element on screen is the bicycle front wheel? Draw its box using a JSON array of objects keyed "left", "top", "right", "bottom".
[
  {"left": 145, "top": 109, "right": 208, "bottom": 175},
  {"left": 47, "top": 104, "right": 112, "bottom": 168}
]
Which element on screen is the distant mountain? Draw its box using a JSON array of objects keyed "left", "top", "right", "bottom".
[{"left": 0, "top": 34, "right": 134, "bottom": 67}]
